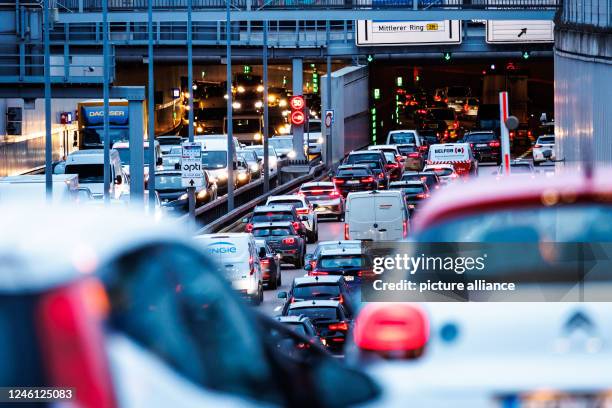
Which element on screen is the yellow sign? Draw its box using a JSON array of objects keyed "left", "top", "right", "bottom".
[{"left": 426, "top": 23, "right": 439, "bottom": 31}]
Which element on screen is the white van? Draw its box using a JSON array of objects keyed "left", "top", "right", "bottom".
[
  {"left": 193, "top": 233, "right": 264, "bottom": 304},
  {"left": 0, "top": 174, "right": 80, "bottom": 204},
  {"left": 64, "top": 149, "right": 129, "bottom": 199},
  {"left": 344, "top": 190, "right": 408, "bottom": 241},
  {"left": 386, "top": 129, "right": 422, "bottom": 147}
]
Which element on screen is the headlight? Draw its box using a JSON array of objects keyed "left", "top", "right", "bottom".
[
  {"left": 269, "top": 157, "right": 277, "bottom": 166},
  {"left": 192, "top": 84, "right": 197, "bottom": 90},
  {"left": 281, "top": 110, "right": 289, "bottom": 117},
  {"left": 237, "top": 86, "right": 245, "bottom": 93},
  {"left": 278, "top": 124, "right": 290, "bottom": 135},
  {"left": 232, "top": 101, "right": 241, "bottom": 110},
  {"left": 179, "top": 193, "right": 188, "bottom": 200},
  {"left": 224, "top": 94, "right": 228, "bottom": 99},
  {"left": 250, "top": 163, "right": 259, "bottom": 172},
  {"left": 184, "top": 105, "right": 190, "bottom": 111},
  {"left": 196, "top": 126, "right": 203, "bottom": 133},
  {"left": 254, "top": 101, "right": 263, "bottom": 109},
  {"left": 217, "top": 171, "right": 228, "bottom": 180},
  {"left": 254, "top": 132, "right": 262, "bottom": 141},
  {"left": 238, "top": 173, "right": 247, "bottom": 181},
  {"left": 197, "top": 190, "right": 207, "bottom": 199},
  {"left": 317, "top": 136, "right": 324, "bottom": 144},
  {"left": 257, "top": 85, "right": 264, "bottom": 92},
  {"left": 279, "top": 99, "right": 287, "bottom": 108},
  {"left": 268, "top": 95, "right": 277, "bottom": 103},
  {"left": 287, "top": 150, "right": 296, "bottom": 159},
  {"left": 184, "top": 92, "right": 190, "bottom": 99}
]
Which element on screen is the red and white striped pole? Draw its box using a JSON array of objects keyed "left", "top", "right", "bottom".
[{"left": 499, "top": 91, "right": 511, "bottom": 175}]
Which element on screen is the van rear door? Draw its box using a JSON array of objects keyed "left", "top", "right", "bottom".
[
  {"left": 374, "top": 193, "right": 405, "bottom": 240},
  {"left": 347, "top": 195, "right": 377, "bottom": 240},
  {"left": 200, "top": 237, "right": 249, "bottom": 283}
]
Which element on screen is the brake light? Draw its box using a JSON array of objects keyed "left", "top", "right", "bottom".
[
  {"left": 338, "top": 294, "right": 344, "bottom": 304},
  {"left": 292, "top": 221, "right": 301, "bottom": 231},
  {"left": 333, "top": 178, "right": 344, "bottom": 185},
  {"left": 282, "top": 237, "right": 296, "bottom": 245},
  {"left": 344, "top": 223, "right": 349, "bottom": 240},
  {"left": 434, "top": 95, "right": 441, "bottom": 101},
  {"left": 329, "top": 190, "right": 340, "bottom": 198},
  {"left": 310, "top": 270, "right": 329, "bottom": 276},
  {"left": 37, "top": 279, "right": 117, "bottom": 408},
  {"left": 353, "top": 303, "right": 429, "bottom": 355},
  {"left": 396, "top": 155, "right": 404, "bottom": 162},
  {"left": 261, "top": 258, "right": 270, "bottom": 265},
  {"left": 386, "top": 163, "right": 398, "bottom": 169},
  {"left": 378, "top": 172, "right": 384, "bottom": 179},
  {"left": 489, "top": 140, "right": 500, "bottom": 147},
  {"left": 454, "top": 121, "right": 459, "bottom": 129},
  {"left": 245, "top": 223, "right": 253, "bottom": 232},
  {"left": 444, "top": 98, "right": 448, "bottom": 103},
  {"left": 416, "top": 193, "right": 429, "bottom": 199},
  {"left": 249, "top": 256, "right": 255, "bottom": 275},
  {"left": 464, "top": 104, "right": 469, "bottom": 111},
  {"left": 534, "top": 144, "right": 542, "bottom": 148},
  {"left": 296, "top": 208, "right": 309, "bottom": 215},
  {"left": 403, "top": 219, "right": 408, "bottom": 238},
  {"left": 408, "top": 152, "right": 420, "bottom": 158},
  {"left": 328, "top": 321, "right": 349, "bottom": 331},
  {"left": 360, "top": 177, "right": 374, "bottom": 183}
]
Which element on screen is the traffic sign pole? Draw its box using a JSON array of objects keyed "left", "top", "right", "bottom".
[
  {"left": 187, "top": 0, "right": 196, "bottom": 220},
  {"left": 499, "top": 91, "right": 511, "bottom": 176}
]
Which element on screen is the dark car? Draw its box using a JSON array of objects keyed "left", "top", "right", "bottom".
[
  {"left": 274, "top": 315, "right": 326, "bottom": 349},
  {"left": 238, "top": 149, "right": 261, "bottom": 179},
  {"left": 279, "top": 275, "right": 355, "bottom": 317},
  {"left": 285, "top": 300, "right": 352, "bottom": 352},
  {"left": 389, "top": 180, "right": 430, "bottom": 212},
  {"left": 355, "top": 160, "right": 389, "bottom": 189},
  {"left": 402, "top": 171, "right": 441, "bottom": 191},
  {"left": 332, "top": 165, "right": 379, "bottom": 196},
  {"left": 244, "top": 205, "right": 306, "bottom": 238},
  {"left": 344, "top": 150, "right": 387, "bottom": 167},
  {"left": 252, "top": 222, "right": 306, "bottom": 268},
  {"left": 256, "top": 239, "right": 282, "bottom": 289},
  {"left": 155, "top": 170, "right": 217, "bottom": 212},
  {"left": 378, "top": 150, "right": 404, "bottom": 181},
  {"left": 305, "top": 248, "right": 373, "bottom": 290},
  {"left": 462, "top": 131, "right": 501, "bottom": 164}
]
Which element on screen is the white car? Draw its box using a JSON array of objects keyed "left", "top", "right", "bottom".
[
  {"left": 532, "top": 135, "right": 555, "bottom": 165},
  {"left": 244, "top": 145, "right": 278, "bottom": 176},
  {"left": 305, "top": 119, "right": 324, "bottom": 155},
  {"left": 269, "top": 136, "right": 296, "bottom": 159},
  {"left": 423, "top": 163, "right": 458, "bottom": 185},
  {"left": 193, "top": 233, "right": 264, "bottom": 304},
  {"left": 266, "top": 194, "right": 319, "bottom": 243},
  {"left": 344, "top": 190, "right": 408, "bottom": 241}
]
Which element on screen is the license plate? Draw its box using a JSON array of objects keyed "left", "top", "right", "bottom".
[
  {"left": 476, "top": 143, "right": 488, "bottom": 147},
  {"left": 429, "top": 124, "right": 438, "bottom": 128},
  {"left": 346, "top": 180, "right": 359, "bottom": 185},
  {"left": 344, "top": 275, "right": 354, "bottom": 281}
]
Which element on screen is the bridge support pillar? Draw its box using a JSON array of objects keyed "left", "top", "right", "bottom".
[{"left": 292, "top": 58, "right": 306, "bottom": 161}]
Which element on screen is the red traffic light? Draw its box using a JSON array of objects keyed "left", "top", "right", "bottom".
[
  {"left": 290, "top": 110, "right": 305, "bottom": 126},
  {"left": 289, "top": 95, "right": 305, "bottom": 110}
]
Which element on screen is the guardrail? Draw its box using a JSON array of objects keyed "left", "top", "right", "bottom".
[{"left": 193, "top": 162, "right": 326, "bottom": 234}]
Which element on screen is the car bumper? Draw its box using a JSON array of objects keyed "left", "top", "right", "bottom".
[
  {"left": 312, "top": 200, "right": 344, "bottom": 216},
  {"left": 339, "top": 184, "right": 376, "bottom": 196},
  {"left": 475, "top": 151, "right": 500, "bottom": 163},
  {"left": 405, "top": 158, "right": 423, "bottom": 171},
  {"left": 232, "top": 278, "right": 259, "bottom": 296},
  {"left": 533, "top": 149, "right": 555, "bottom": 162}
]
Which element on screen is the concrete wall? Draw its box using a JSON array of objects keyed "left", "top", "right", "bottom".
[
  {"left": 321, "top": 65, "right": 369, "bottom": 163},
  {"left": 554, "top": 23, "right": 612, "bottom": 165}
]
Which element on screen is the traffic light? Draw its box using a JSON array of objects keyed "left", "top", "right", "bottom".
[
  {"left": 289, "top": 95, "right": 305, "bottom": 126},
  {"left": 443, "top": 52, "right": 452, "bottom": 61},
  {"left": 522, "top": 51, "right": 530, "bottom": 60},
  {"left": 312, "top": 72, "right": 319, "bottom": 94}
]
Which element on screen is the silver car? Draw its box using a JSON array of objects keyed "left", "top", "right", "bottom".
[{"left": 298, "top": 181, "right": 345, "bottom": 221}]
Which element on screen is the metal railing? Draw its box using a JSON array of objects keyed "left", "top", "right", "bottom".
[
  {"left": 559, "top": 0, "right": 611, "bottom": 28},
  {"left": 56, "top": 0, "right": 560, "bottom": 10}
]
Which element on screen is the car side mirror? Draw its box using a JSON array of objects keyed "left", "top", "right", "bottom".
[
  {"left": 328, "top": 170, "right": 334, "bottom": 177},
  {"left": 115, "top": 175, "right": 123, "bottom": 185},
  {"left": 301, "top": 215, "right": 309, "bottom": 221},
  {"left": 258, "top": 247, "right": 266, "bottom": 258},
  {"left": 157, "top": 157, "right": 163, "bottom": 166},
  {"left": 305, "top": 254, "right": 313, "bottom": 261},
  {"left": 277, "top": 291, "right": 287, "bottom": 299},
  {"left": 312, "top": 203, "right": 318, "bottom": 209},
  {"left": 304, "top": 264, "right": 312, "bottom": 271}
]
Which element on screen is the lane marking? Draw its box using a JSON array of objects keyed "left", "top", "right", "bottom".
[
  {"left": 274, "top": 306, "right": 282, "bottom": 312},
  {"left": 517, "top": 147, "right": 533, "bottom": 159}
]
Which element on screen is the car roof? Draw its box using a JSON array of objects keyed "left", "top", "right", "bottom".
[
  {"left": 347, "top": 190, "right": 402, "bottom": 198},
  {"left": 0, "top": 204, "right": 196, "bottom": 293},
  {"left": 413, "top": 168, "right": 612, "bottom": 233},
  {"left": 253, "top": 205, "right": 295, "bottom": 212},
  {"left": 289, "top": 300, "right": 342, "bottom": 309},
  {"left": 293, "top": 275, "right": 343, "bottom": 285},
  {"left": 424, "top": 163, "right": 455, "bottom": 170},
  {"left": 275, "top": 315, "right": 310, "bottom": 324},
  {"left": 268, "top": 195, "right": 304, "bottom": 201},
  {"left": 368, "top": 145, "right": 398, "bottom": 150},
  {"left": 349, "top": 150, "right": 382, "bottom": 155},
  {"left": 338, "top": 164, "right": 369, "bottom": 170},
  {"left": 301, "top": 181, "right": 334, "bottom": 188},
  {"left": 318, "top": 247, "right": 363, "bottom": 256},
  {"left": 391, "top": 180, "right": 426, "bottom": 186}
]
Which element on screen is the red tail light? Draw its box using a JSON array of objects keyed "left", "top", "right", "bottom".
[
  {"left": 333, "top": 178, "right": 344, "bottom": 185},
  {"left": 489, "top": 140, "right": 501, "bottom": 147},
  {"left": 328, "top": 321, "right": 349, "bottom": 331},
  {"left": 403, "top": 219, "right": 408, "bottom": 238},
  {"left": 353, "top": 303, "right": 429, "bottom": 355},
  {"left": 249, "top": 256, "right": 255, "bottom": 275},
  {"left": 378, "top": 172, "right": 384, "bottom": 179},
  {"left": 37, "top": 279, "right": 117, "bottom": 408},
  {"left": 385, "top": 163, "right": 398, "bottom": 169},
  {"left": 245, "top": 223, "right": 253, "bottom": 233},
  {"left": 338, "top": 294, "right": 344, "bottom": 304},
  {"left": 310, "top": 270, "right": 329, "bottom": 276},
  {"left": 454, "top": 121, "right": 459, "bottom": 129},
  {"left": 291, "top": 221, "right": 301, "bottom": 231},
  {"left": 534, "top": 144, "right": 542, "bottom": 148},
  {"left": 408, "top": 152, "right": 420, "bottom": 158},
  {"left": 329, "top": 190, "right": 340, "bottom": 198},
  {"left": 434, "top": 95, "right": 441, "bottom": 101},
  {"left": 295, "top": 208, "right": 308, "bottom": 215},
  {"left": 282, "top": 237, "right": 296, "bottom": 245},
  {"left": 261, "top": 258, "right": 270, "bottom": 265},
  {"left": 360, "top": 177, "right": 374, "bottom": 183},
  {"left": 416, "top": 193, "right": 429, "bottom": 199},
  {"left": 344, "top": 223, "right": 349, "bottom": 240},
  {"left": 464, "top": 104, "right": 469, "bottom": 111},
  {"left": 444, "top": 98, "right": 448, "bottom": 103}
]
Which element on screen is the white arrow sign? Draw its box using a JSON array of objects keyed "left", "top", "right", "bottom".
[{"left": 181, "top": 142, "right": 204, "bottom": 188}]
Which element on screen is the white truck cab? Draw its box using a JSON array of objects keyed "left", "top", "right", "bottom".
[{"left": 64, "top": 149, "right": 129, "bottom": 199}]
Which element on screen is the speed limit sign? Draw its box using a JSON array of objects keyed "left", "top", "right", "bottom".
[{"left": 324, "top": 110, "right": 334, "bottom": 128}]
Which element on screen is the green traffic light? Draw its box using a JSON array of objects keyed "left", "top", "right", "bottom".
[
  {"left": 522, "top": 51, "right": 530, "bottom": 59},
  {"left": 367, "top": 54, "right": 374, "bottom": 63},
  {"left": 443, "top": 52, "right": 452, "bottom": 61}
]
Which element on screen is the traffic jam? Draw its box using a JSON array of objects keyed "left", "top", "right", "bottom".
[{"left": 3, "top": 79, "right": 612, "bottom": 408}]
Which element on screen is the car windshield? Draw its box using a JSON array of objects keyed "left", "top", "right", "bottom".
[
  {"left": 383, "top": 152, "right": 396, "bottom": 163},
  {"left": 539, "top": 136, "right": 555, "bottom": 144},
  {"left": 269, "top": 199, "right": 304, "bottom": 208},
  {"left": 202, "top": 151, "right": 227, "bottom": 169},
  {"left": 337, "top": 168, "right": 370, "bottom": 177},
  {"left": 403, "top": 186, "right": 425, "bottom": 194},
  {"left": 239, "top": 151, "right": 257, "bottom": 162},
  {"left": 253, "top": 228, "right": 291, "bottom": 237},
  {"left": 155, "top": 174, "right": 182, "bottom": 189},
  {"left": 158, "top": 137, "right": 182, "bottom": 146},
  {"left": 417, "top": 205, "right": 612, "bottom": 242},
  {"left": 430, "top": 110, "right": 455, "bottom": 120},
  {"left": 64, "top": 164, "right": 105, "bottom": 183},
  {"left": 301, "top": 186, "right": 335, "bottom": 195},
  {"left": 269, "top": 138, "right": 293, "bottom": 150},
  {"left": 357, "top": 161, "right": 382, "bottom": 171},
  {"left": 319, "top": 255, "right": 365, "bottom": 269},
  {"left": 293, "top": 284, "right": 341, "bottom": 299},
  {"left": 252, "top": 211, "right": 294, "bottom": 223},
  {"left": 388, "top": 132, "right": 416, "bottom": 144},
  {"left": 307, "top": 121, "right": 321, "bottom": 132},
  {"left": 402, "top": 173, "right": 421, "bottom": 181},
  {"left": 115, "top": 147, "right": 155, "bottom": 165},
  {"left": 287, "top": 307, "right": 339, "bottom": 321},
  {"left": 397, "top": 145, "right": 417, "bottom": 155},
  {"left": 464, "top": 133, "right": 497, "bottom": 142}
]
